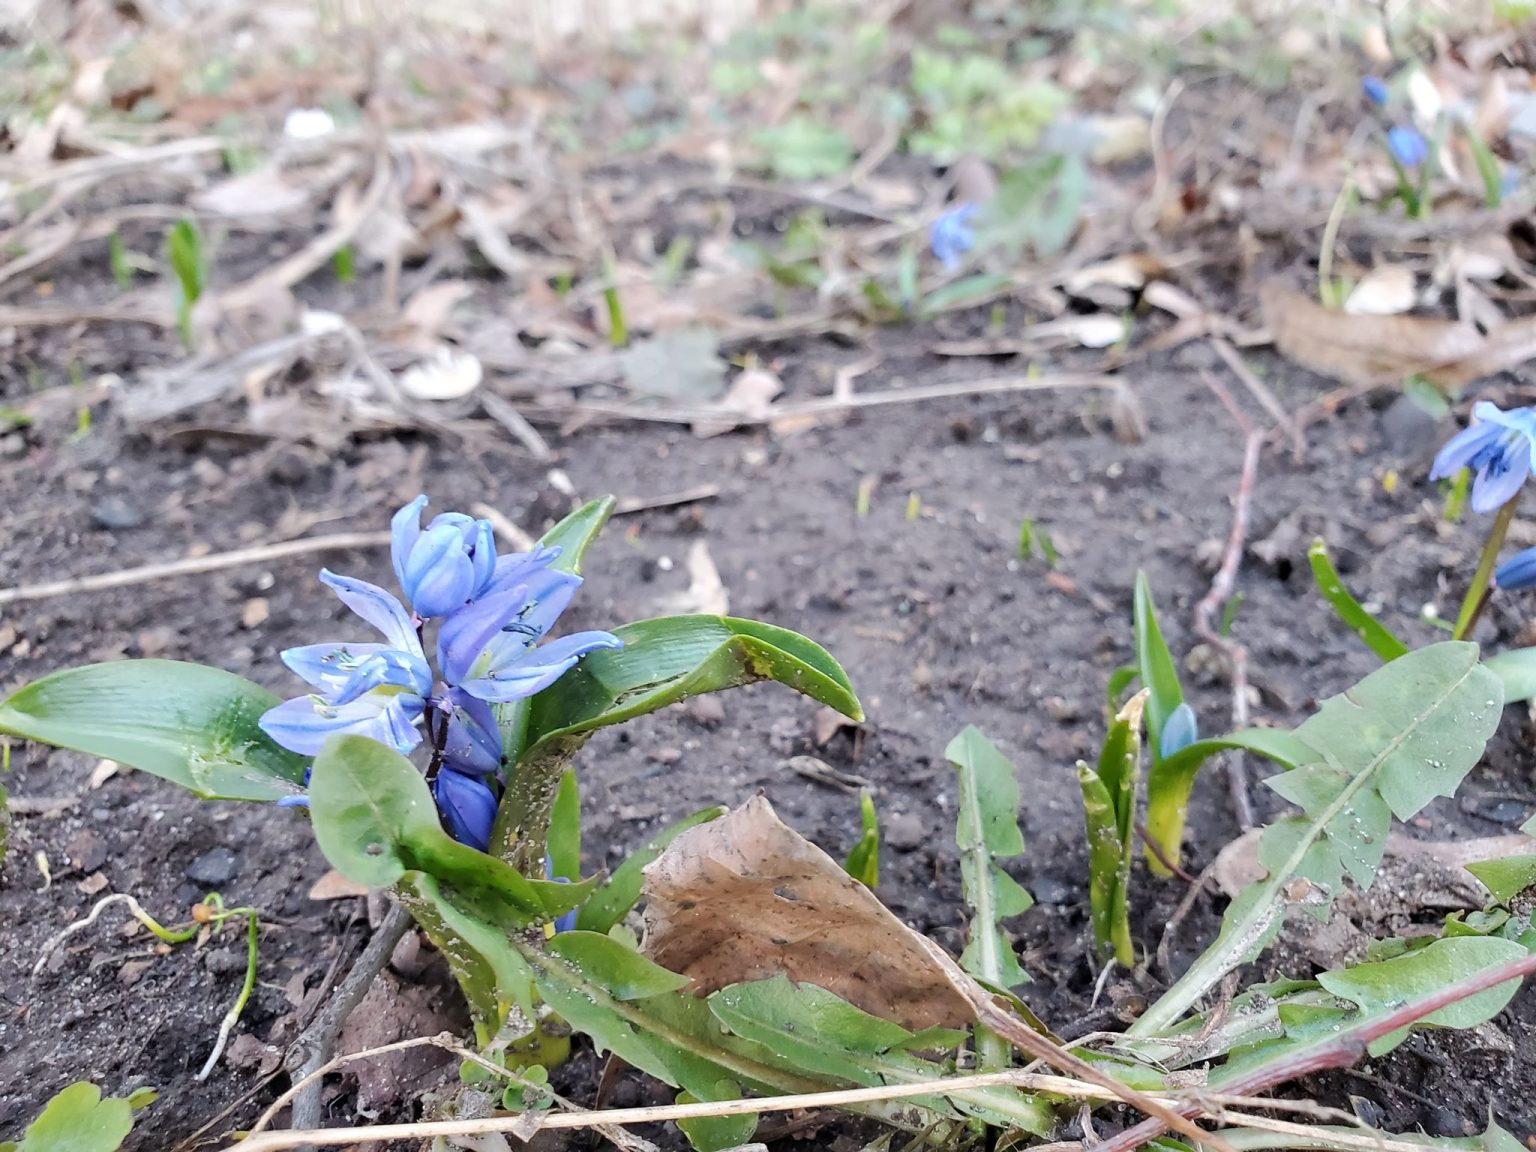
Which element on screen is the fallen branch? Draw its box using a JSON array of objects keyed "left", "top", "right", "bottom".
[{"left": 0, "top": 530, "right": 389, "bottom": 607}]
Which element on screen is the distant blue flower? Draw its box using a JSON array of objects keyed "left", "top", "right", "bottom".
[
  {"left": 391, "top": 496, "right": 499, "bottom": 619},
  {"left": 434, "top": 768, "right": 498, "bottom": 852},
  {"left": 1496, "top": 547, "right": 1536, "bottom": 592},
  {"left": 1387, "top": 125, "right": 1428, "bottom": 167},
  {"left": 1362, "top": 76, "right": 1389, "bottom": 106},
  {"left": 930, "top": 202, "right": 978, "bottom": 271},
  {"left": 259, "top": 571, "right": 432, "bottom": 757},
  {"left": 1430, "top": 401, "right": 1536, "bottom": 513},
  {"left": 1159, "top": 703, "right": 1199, "bottom": 760},
  {"left": 437, "top": 554, "right": 622, "bottom": 705}
]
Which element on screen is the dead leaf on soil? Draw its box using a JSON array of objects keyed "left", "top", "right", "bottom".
[
  {"left": 618, "top": 328, "right": 727, "bottom": 402},
  {"left": 400, "top": 279, "right": 474, "bottom": 345},
  {"left": 640, "top": 795, "right": 973, "bottom": 1030},
  {"left": 654, "top": 541, "right": 730, "bottom": 616},
  {"left": 308, "top": 869, "right": 372, "bottom": 901},
  {"left": 1260, "top": 281, "right": 1536, "bottom": 390},
  {"left": 191, "top": 166, "right": 309, "bottom": 218},
  {"left": 692, "top": 365, "right": 783, "bottom": 437}
]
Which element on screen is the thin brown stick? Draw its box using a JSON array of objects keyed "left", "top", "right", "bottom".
[
  {"left": 613, "top": 485, "right": 723, "bottom": 515},
  {"left": 1136, "top": 821, "right": 1198, "bottom": 883},
  {"left": 1210, "top": 338, "right": 1304, "bottom": 462},
  {"left": 0, "top": 530, "right": 390, "bottom": 606},
  {"left": 1092, "top": 950, "right": 1536, "bottom": 1152}
]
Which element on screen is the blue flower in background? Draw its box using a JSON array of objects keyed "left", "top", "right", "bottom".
[
  {"left": 545, "top": 858, "right": 577, "bottom": 934},
  {"left": 1431, "top": 401, "right": 1536, "bottom": 513},
  {"left": 1495, "top": 547, "right": 1536, "bottom": 592},
  {"left": 391, "top": 496, "right": 500, "bottom": 619},
  {"left": 434, "top": 767, "right": 499, "bottom": 852},
  {"left": 1159, "top": 702, "right": 1199, "bottom": 760},
  {"left": 1362, "top": 76, "right": 1389, "bottom": 106},
  {"left": 930, "top": 202, "right": 979, "bottom": 271},
  {"left": 1387, "top": 125, "right": 1428, "bottom": 167},
  {"left": 259, "top": 571, "right": 432, "bottom": 756}
]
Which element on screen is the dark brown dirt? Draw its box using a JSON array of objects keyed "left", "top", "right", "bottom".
[{"left": 3, "top": 244, "right": 1536, "bottom": 1150}]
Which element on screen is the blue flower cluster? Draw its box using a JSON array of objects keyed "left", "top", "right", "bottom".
[
  {"left": 1361, "top": 75, "right": 1428, "bottom": 169},
  {"left": 260, "top": 496, "right": 621, "bottom": 851},
  {"left": 1430, "top": 402, "right": 1536, "bottom": 514}
]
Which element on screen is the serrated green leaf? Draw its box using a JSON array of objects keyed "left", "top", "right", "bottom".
[
  {"left": 13, "top": 1083, "right": 133, "bottom": 1152},
  {"left": 1318, "top": 936, "right": 1529, "bottom": 1055},
  {"left": 0, "top": 660, "right": 308, "bottom": 801},
  {"left": 575, "top": 806, "right": 726, "bottom": 933}
]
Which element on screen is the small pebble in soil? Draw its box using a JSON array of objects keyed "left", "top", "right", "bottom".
[
  {"left": 1043, "top": 696, "right": 1082, "bottom": 724},
  {"left": 686, "top": 695, "right": 725, "bottom": 728},
  {"left": 266, "top": 448, "right": 312, "bottom": 485},
  {"left": 91, "top": 495, "right": 144, "bottom": 530},
  {"left": 204, "top": 947, "right": 248, "bottom": 976},
  {"left": 185, "top": 846, "right": 240, "bottom": 886},
  {"left": 1422, "top": 1107, "right": 1472, "bottom": 1138},
  {"left": 1032, "top": 875, "right": 1074, "bottom": 905},
  {"left": 883, "top": 812, "right": 928, "bottom": 853}
]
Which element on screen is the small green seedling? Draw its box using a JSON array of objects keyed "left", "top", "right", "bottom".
[
  {"left": 165, "top": 219, "right": 206, "bottom": 349},
  {"left": 843, "top": 790, "right": 880, "bottom": 888}
]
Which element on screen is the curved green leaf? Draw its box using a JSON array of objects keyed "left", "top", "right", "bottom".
[
  {"left": 0, "top": 660, "right": 307, "bottom": 801},
  {"left": 524, "top": 615, "right": 862, "bottom": 754},
  {"left": 11, "top": 1083, "right": 133, "bottom": 1152},
  {"left": 308, "top": 735, "right": 594, "bottom": 924},
  {"left": 1134, "top": 571, "right": 1184, "bottom": 759},
  {"left": 1308, "top": 538, "right": 1408, "bottom": 662},
  {"left": 1483, "top": 647, "right": 1536, "bottom": 704},
  {"left": 541, "top": 497, "right": 615, "bottom": 576},
  {"left": 575, "top": 806, "right": 726, "bottom": 934}
]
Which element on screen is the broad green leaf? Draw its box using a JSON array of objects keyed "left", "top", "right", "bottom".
[
  {"left": 0, "top": 660, "right": 307, "bottom": 801},
  {"left": 547, "top": 769, "right": 581, "bottom": 881},
  {"left": 1308, "top": 539, "right": 1408, "bottom": 662},
  {"left": 946, "top": 726, "right": 1032, "bottom": 996},
  {"left": 546, "top": 932, "right": 691, "bottom": 1000},
  {"left": 1318, "top": 936, "right": 1529, "bottom": 1055},
  {"left": 13, "top": 1083, "right": 133, "bottom": 1152},
  {"left": 1134, "top": 643, "right": 1502, "bottom": 1036},
  {"left": 675, "top": 1082, "right": 757, "bottom": 1152},
  {"left": 308, "top": 735, "right": 593, "bottom": 925},
  {"left": 1483, "top": 647, "right": 1536, "bottom": 704},
  {"left": 843, "top": 790, "right": 880, "bottom": 888},
  {"left": 575, "top": 806, "right": 726, "bottom": 934},
  {"left": 1466, "top": 855, "right": 1536, "bottom": 905},
  {"left": 1133, "top": 572, "right": 1184, "bottom": 760}
]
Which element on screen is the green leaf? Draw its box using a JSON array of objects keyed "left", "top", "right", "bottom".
[
  {"left": 919, "top": 272, "right": 1012, "bottom": 315},
  {"left": 1317, "top": 936, "right": 1529, "bottom": 1055},
  {"left": 1133, "top": 572, "right": 1184, "bottom": 761},
  {"left": 14, "top": 1083, "right": 133, "bottom": 1152},
  {"left": 945, "top": 726, "right": 1032, "bottom": 1026},
  {"left": 618, "top": 329, "right": 727, "bottom": 402},
  {"left": 0, "top": 660, "right": 308, "bottom": 801},
  {"left": 1134, "top": 642, "right": 1503, "bottom": 1036},
  {"left": 547, "top": 932, "right": 692, "bottom": 999},
  {"left": 547, "top": 769, "right": 581, "bottom": 881},
  {"left": 752, "top": 116, "right": 853, "bottom": 180},
  {"left": 1308, "top": 539, "right": 1409, "bottom": 662},
  {"left": 575, "top": 806, "right": 726, "bottom": 934},
  {"left": 308, "top": 735, "right": 592, "bottom": 925},
  {"left": 843, "top": 790, "right": 880, "bottom": 888},
  {"left": 1079, "top": 691, "right": 1144, "bottom": 966},
  {"left": 675, "top": 1081, "right": 757, "bottom": 1152},
  {"left": 1466, "top": 855, "right": 1536, "bottom": 905},
  {"left": 541, "top": 497, "right": 616, "bottom": 576},
  {"left": 1482, "top": 647, "right": 1536, "bottom": 703}
]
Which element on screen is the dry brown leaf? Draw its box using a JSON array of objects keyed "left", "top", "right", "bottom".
[
  {"left": 192, "top": 167, "right": 309, "bottom": 218},
  {"left": 641, "top": 795, "right": 973, "bottom": 1030},
  {"left": 401, "top": 280, "right": 473, "bottom": 343},
  {"left": 308, "top": 869, "right": 371, "bottom": 901},
  {"left": 654, "top": 542, "right": 729, "bottom": 616},
  {"left": 692, "top": 367, "right": 784, "bottom": 437},
  {"left": 1260, "top": 282, "right": 1497, "bottom": 389}
]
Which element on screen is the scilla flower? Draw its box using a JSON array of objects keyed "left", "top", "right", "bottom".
[
  {"left": 434, "top": 767, "right": 499, "bottom": 852},
  {"left": 1159, "top": 702, "right": 1199, "bottom": 760},
  {"left": 930, "top": 202, "right": 978, "bottom": 271},
  {"left": 1431, "top": 401, "right": 1536, "bottom": 513},
  {"left": 1495, "top": 547, "right": 1536, "bottom": 593},
  {"left": 259, "top": 571, "right": 432, "bottom": 756},
  {"left": 1361, "top": 76, "right": 1389, "bottom": 106},
  {"left": 1387, "top": 125, "right": 1427, "bottom": 168},
  {"left": 391, "top": 496, "right": 499, "bottom": 619}
]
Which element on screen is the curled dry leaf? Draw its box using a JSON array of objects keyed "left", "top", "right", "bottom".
[
  {"left": 1259, "top": 281, "right": 1536, "bottom": 390},
  {"left": 641, "top": 795, "right": 974, "bottom": 1030}
]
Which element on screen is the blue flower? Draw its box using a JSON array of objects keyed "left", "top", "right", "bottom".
[
  {"left": 1387, "top": 125, "right": 1427, "bottom": 167},
  {"left": 391, "top": 496, "right": 499, "bottom": 619},
  {"left": 1495, "top": 547, "right": 1536, "bottom": 592},
  {"left": 1159, "top": 703, "right": 1199, "bottom": 760},
  {"left": 1430, "top": 402, "right": 1536, "bottom": 513},
  {"left": 434, "top": 768, "right": 498, "bottom": 852},
  {"left": 259, "top": 571, "right": 432, "bottom": 757},
  {"left": 545, "top": 858, "right": 578, "bottom": 934},
  {"left": 439, "top": 688, "right": 503, "bottom": 776},
  {"left": 1362, "top": 76, "right": 1389, "bottom": 106},
  {"left": 438, "top": 553, "right": 622, "bottom": 705},
  {"left": 930, "top": 202, "right": 978, "bottom": 271}
]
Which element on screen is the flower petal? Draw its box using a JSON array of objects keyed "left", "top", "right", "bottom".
[
  {"left": 1159, "top": 702, "right": 1199, "bottom": 760},
  {"left": 1495, "top": 547, "right": 1536, "bottom": 592},
  {"left": 391, "top": 495, "right": 428, "bottom": 590},
  {"left": 434, "top": 768, "right": 498, "bottom": 852},
  {"left": 458, "top": 630, "right": 623, "bottom": 703},
  {"left": 436, "top": 580, "right": 535, "bottom": 684},
  {"left": 258, "top": 693, "right": 424, "bottom": 756},
  {"left": 320, "top": 570, "right": 421, "bottom": 654},
  {"left": 1472, "top": 432, "right": 1532, "bottom": 513},
  {"left": 1430, "top": 421, "right": 1499, "bottom": 480},
  {"left": 442, "top": 688, "right": 503, "bottom": 775},
  {"left": 403, "top": 522, "right": 477, "bottom": 618},
  {"left": 330, "top": 649, "right": 434, "bottom": 705},
  {"left": 468, "top": 518, "right": 498, "bottom": 597},
  {"left": 280, "top": 642, "right": 393, "bottom": 694},
  {"left": 484, "top": 547, "right": 561, "bottom": 597}
]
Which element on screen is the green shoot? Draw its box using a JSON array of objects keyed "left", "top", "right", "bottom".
[
  {"left": 332, "top": 243, "right": 356, "bottom": 284},
  {"left": 843, "top": 790, "right": 880, "bottom": 888},
  {"left": 1307, "top": 539, "right": 1408, "bottom": 661},
  {"left": 601, "top": 253, "right": 627, "bottom": 347},
  {"left": 1077, "top": 690, "right": 1146, "bottom": 966},
  {"left": 166, "top": 219, "right": 206, "bottom": 349},
  {"left": 1466, "top": 129, "right": 1503, "bottom": 209},
  {"left": 856, "top": 476, "right": 875, "bottom": 518},
  {"left": 108, "top": 231, "right": 132, "bottom": 291}
]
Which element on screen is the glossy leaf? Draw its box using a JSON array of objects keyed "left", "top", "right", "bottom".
[
  {"left": 1318, "top": 936, "right": 1529, "bottom": 1055},
  {"left": 1133, "top": 572, "right": 1184, "bottom": 760},
  {"left": 547, "top": 768, "right": 581, "bottom": 881},
  {"left": 1308, "top": 539, "right": 1408, "bottom": 661},
  {"left": 1133, "top": 643, "right": 1503, "bottom": 1036},
  {"left": 308, "top": 735, "right": 594, "bottom": 926},
  {"left": 9, "top": 1083, "right": 133, "bottom": 1152},
  {"left": 575, "top": 806, "right": 726, "bottom": 934},
  {"left": 0, "top": 660, "right": 307, "bottom": 802}
]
